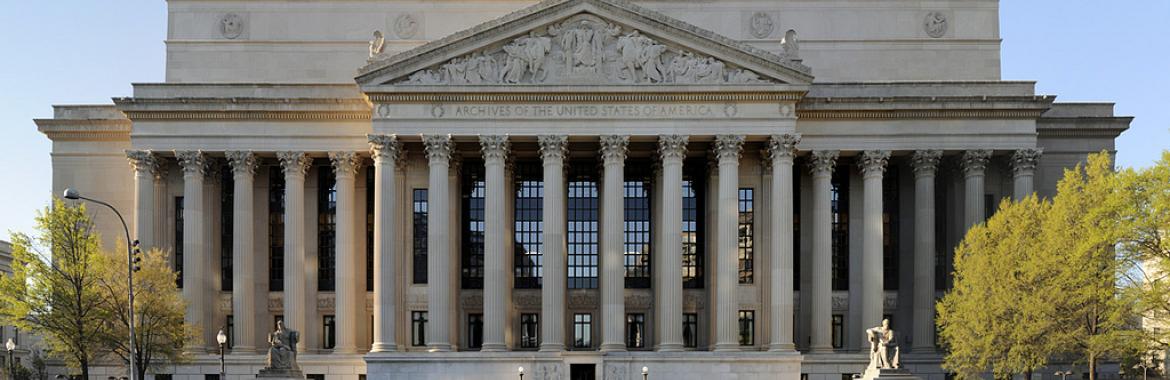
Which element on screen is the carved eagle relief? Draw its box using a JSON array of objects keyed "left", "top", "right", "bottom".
[{"left": 400, "top": 14, "right": 771, "bottom": 85}]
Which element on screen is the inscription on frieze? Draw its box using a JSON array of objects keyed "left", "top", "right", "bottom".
[{"left": 438, "top": 104, "right": 718, "bottom": 119}]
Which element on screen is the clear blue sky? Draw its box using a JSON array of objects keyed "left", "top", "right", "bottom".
[{"left": 1, "top": 1, "right": 1167, "bottom": 238}]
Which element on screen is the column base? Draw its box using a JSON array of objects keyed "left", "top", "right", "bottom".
[
  {"left": 599, "top": 343, "right": 627, "bottom": 352},
  {"left": 369, "top": 343, "right": 398, "bottom": 353},
  {"left": 230, "top": 346, "right": 257, "bottom": 355},
  {"left": 809, "top": 345, "right": 835, "bottom": 354},
  {"left": 538, "top": 344, "right": 565, "bottom": 352},
  {"left": 655, "top": 343, "right": 684, "bottom": 352},
  {"left": 713, "top": 343, "right": 740, "bottom": 352},
  {"left": 333, "top": 346, "right": 359, "bottom": 355},
  {"left": 480, "top": 343, "right": 507, "bottom": 352},
  {"left": 767, "top": 343, "right": 796, "bottom": 352},
  {"left": 427, "top": 344, "right": 452, "bottom": 352}
]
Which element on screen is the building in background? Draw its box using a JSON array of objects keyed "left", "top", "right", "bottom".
[{"left": 33, "top": 0, "right": 1130, "bottom": 379}]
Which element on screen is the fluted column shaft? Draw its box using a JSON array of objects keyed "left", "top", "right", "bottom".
[
  {"left": 767, "top": 135, "right": 799, "bottom": 351},
  {"left": 226, "top": 151, "right": 258, "bottom": 352},
  {"left": 962, "top": 150, "right": 992, "bottom": 230},
  {"left": 175, "top": 151, "right": 207, "bottom": 353},
  {"left": 911, "top": 150, "right": 941, "bottom": 352},
  {"left": 1012, "top": 149, "right": 1042, "bottom": 200},
  {"left": 539, "top": 135, "right": 568, "bottom": 352},
  {"left": 713, "top": 135, "right": 744, "bottom": 351},
  {"left": 277, "top": 151, "right": 311, "bottom": 351},
  {"left": 128, "top": 150, "right": 157, "bottom": 249},
  {"left": 860, "top": 150, "right": 890, "bottom": 329},
  {"left": 479, "top": 135, "right": 510, "bottom": 352},
  {"left": 369, "top": 135, "right": 401, "bottom": 352},
  {"left": 599, "top": 135, "right": 629, "bottom": 352},
  {"left": 655, "top": 135, "right": 687, "bottom": 351},
  {"left": 809, "top": 150, "right": 838, "bottom": 352},
  {"left": 329, "top": 152, "right": 360, "bottom": 354},
  {"left": 423, "top": 135, "right": 454, "bottom": 351}
]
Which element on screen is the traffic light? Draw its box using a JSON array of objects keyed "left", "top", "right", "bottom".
[{"left": 131, "top": 239, "right": 143, "bottom": 272}]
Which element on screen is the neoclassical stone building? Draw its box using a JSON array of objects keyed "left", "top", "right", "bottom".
[{"left": 35, "top": 0, "right": 1130, "bottom": 379}]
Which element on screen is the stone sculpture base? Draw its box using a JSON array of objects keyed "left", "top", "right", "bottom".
[
  {"left": 861, "top": 368, "right": 922, "bottom": 380},
  {"left": 257, "top": 367, "right": 306, "bottom": 380}
]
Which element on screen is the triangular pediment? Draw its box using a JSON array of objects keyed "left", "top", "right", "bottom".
[{"left": 355, "top": 0, "right": 813, "bottom": 87}]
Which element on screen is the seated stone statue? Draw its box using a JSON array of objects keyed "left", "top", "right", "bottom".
[
  {"left": 265, "top": 321, "right": 300, "bottom": 371},
  {"left": 865, "top": 319, "right": 900, "bottom": 371}
]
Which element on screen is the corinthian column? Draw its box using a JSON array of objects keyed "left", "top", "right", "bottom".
[
  {"left": 859, "top": 150, "right": 890, "bottom": 329},
  {"left": 962, "top": 150, "right": 992, "bottom": 230},
  {"left": 767, "top": 134, "right": 799, "bottom": 351},
  {"left": 599, "top": 135, "right": 629, "bottom": 352},
  {"left": 277, "top": 151, "right": 312, "bottom": 351},
  {"left": 369, "top": 135, "right": 402, "bottom": 353},
  {"left": 911, "top": 150, "right": 941, "bottom": 352},
  {"left": 1012, "top": 148, "right": 1042, "bottom": 200},
  {"left": 423, "top": 135, "right": 454, "bottom": 351},
  {"left": 127, "top": 150, "right": 158, "bottom": 249},
  {"left": 479, "top": 135, "right": 511, "bottom": 352},
  {"left": 808, "top": 150, "right": 838, "bottom": 353},
  {"left": 226, "top": 151, "right": 258, "bottom": 352},
  {"left": 329, "top": 151, "right": 361, "bottom": 354},
  {"left": 713, "top": 135, "right": 744, "bottom": 352},
  {"left": 539, "top": 135, "right": 568, "bottom": 352},
  {"left": 656, "top": 135, "right": 688, "bottom": 352},
  {"left": 175, "top": 150, "right": 207, "bottom": 353}
]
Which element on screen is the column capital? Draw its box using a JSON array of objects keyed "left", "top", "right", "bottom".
[
  {"left": 175, "top": 150, "right": 207, "bottom": 177},
  {"left": 961, "top": 149, "right": 993, "bottom": 177},
  {"left": 767, "top": 134, "right": 801, "bottom": 163},
  {"left": 368, "top": 134, "right": 402, "bottom": 163},
  {"left": 599, "top": 135, "right": 629, "bottom": 164},
  {"left": 538, "top": 135, "right": 569, "bottom": 163},
  {"left": 127, "top": 150, "right": 159, "bottom": 175},
  {"left": 911, "top": 150, "right": 943, "bottom": 178},
  {"left": 479, "top": 135, "right": 511, "bottom": 162},
  {"left": 226, "top": 151, "right": 258, "bottom": 177},
  {"left": 808, "top": 150, "right": 838, "bottom": 176},
  {"left": 423, "top": 134, "right": 455, "bottom": 164},
  {"left": 657, "top": 135, "right": 689, "bottom": 162},
  {"left": 712, "top": 135, "right": 745, "bottom": 162},
  {"left": 1011, "top": 148, "right": 1043, "bottom": 176},
  {"left": 858, "top": 150, "right": 891, "bottom": 177},
  {"left": 329, "top": 151, "right": 362, "bottom": 178},
  {"left": 277, "top": 151, "right": 312, "bottom": 177}
]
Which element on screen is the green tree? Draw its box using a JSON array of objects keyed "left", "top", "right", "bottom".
[
  {"left": 938, "top": 196, "right": 1054, "bottom": 379},
  {"left": 96, "top": 246, "right": 196, "bottom": 380},
  {"left": 0, "top": 199, "right": 113, "bottom": 379},
  {"left": 1118, "top": 152, "right": 1170, "bottom": 347}
]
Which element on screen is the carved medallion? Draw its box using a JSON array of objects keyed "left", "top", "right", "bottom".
[
  {"left": 376, "top": 104, "right": 391, "bottom": 118},
  {"left": 924, "top": 11, "right": 948, "bottom": 38},
  {"left": 395, "top": 14, "right": 419, "bottom": 39},
  {"left": 723, "top": 103, "right": 738, "bottom": 117},
  {"left": 221, "top": 13, "right": 244, "bottom": 39},
  {"left": 430, "top": 104, "right": 446, "bottom": 118},
  {"left": 748, "top": 12, "right": 775, "bottom": 39}
]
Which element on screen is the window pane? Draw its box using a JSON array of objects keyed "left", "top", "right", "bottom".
[
  {"left": 831, "top": 167, "right": 849, "bottom": 291},
  {"left": 412, "top": 311, "right": 428, "bottom": 346},
  {"left": 624, "top": 167, "right": 651, "bottom": 289},
  {"left": 461, "top": 164, "right": 484, "bottom": 289},
  {"left": 269, "top": 167, "right": 285, "bottom": 291},
  {"left": 221, "top": 166, "right": 234, "bottom": 291},
  {"left": 738, "top": 310, "right": 755, "bottom": 346},
  {"left": 626, "top": 313, "right": 645, "bottom": 348},
  {"left": 521, "top": 313, "right": 540, "bottom": 348},
  {"left": 574, "top": 313, "right": 592, "bottom": 348},
  {"left": 738, "top": 188, "right": 754, "bottom": 284},
  {"left": 414, "top": 189, "right": 429, "bottom": 284},
  {"left": 683, "top": 313, "right": 698, "bottom": 348},
  {"left": 568, "top": 164, "right": 599, "bottom": 289},
  {"left": 468, "top": 314, "right": 483, "bottom": 349},
  {"left": 515, "top": 163, "right": 543, "bottom": 289},
  {"left": 318, "top": 167, "right": 337, "bottom": 291}
]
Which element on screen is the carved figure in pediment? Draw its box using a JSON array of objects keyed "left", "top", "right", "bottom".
[
  {"left": 407, "top": 70, "right": 442, "bottom": 84},
  {"left": 463, "top": 52, "right": 499, "bottom": 84},
  {"left": 668, "top": 50, "right": 695, "bottom": 83},
  {"left": 369, "top": 30, "right": 385, "bottom": 58},
  {"left": 728, "top": 69, "right": 762, "bottom": 84},
  {"left": 616, "top": 30, "right": 668, "bottom": 83},
  {"left": 548, "top": 17, "right": 620, "bottom": 72},
  {"left": 501, "top": 31, "right": 552, "bottom": 83},
  {"left": 782, "top": 29, "right": 800, "bottom": 60}
]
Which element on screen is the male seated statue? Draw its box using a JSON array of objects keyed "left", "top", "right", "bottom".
[{"left": 865, "top": 319, "right": 900, "bottom": 371}]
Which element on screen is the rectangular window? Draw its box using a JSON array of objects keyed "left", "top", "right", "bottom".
[
  {"left": 411, "top": 311, "right": 428, "bottom": 347},
  {"left": 174, "top": 196, "right": 184, "bottom": 288},
  {"left": 573, "top": 313, "right": 593, "bottom": 349},
  {"left": 366, "top": 166, "right": 375, "bottom": 292},
  {"left": 793, "top": 175, "right": 801, "bottom": 291},
  {"left": 461, "top": 166, "right": 485, "bottom": 289},
  {"left": 156, "top": 375, "right": 172, "bottom": 380},
  {"left": 521, "top": 313, "right": 540, "bottom": 349},
  {"left": 323, "top": 315, "right": 336, "bottom": 349},
  {"left": 568, "top": 164, "right": 599, "bottom": 289},
  {"left": 225, "top": 315, "right": 234, "bottom": 349},
  {"left": 738, "top": 188, "right": 754, "bottom": 284},
  {"left": 221, "top": 167, "right": 234, "bottom": 291},
  {"left": 269, "top": 167, "right": 285, "bottom": 291},
  {"left": 831, "top": 314, "right": 844, "bottom": 349},
  {"left": 413, "top": 189, "right": 429, "bottom": 284},
  {"left": 682, "top": 172, "right": 705, "bottom": 289},
  {"left": 318, "top": 168, "right": 337, "bottom": 291},
  {"left": 626, "top": 313, "right": 645, "bottom": 348},
  {"left": 683, "top": 313, "right": 698, "bottom": 348},
  {"left": 623, "top": 171, "right": 651, "bottom": 289},
  {"left": 883, "top": 169, "right": 900, "bottom": 290},
  {"left": 738, "top": 310, "right": 755, "bottom": 346},
  {"left": 831, "top": 168, "right": 850, "bottom": 291},
  {"left": 467, "top": 314, "right": 483, "bottom": 350},
  {"left": 205, "top": 374, "right": 219, "bottom": 380},
  {"left": 515, "top": 162, "right": 544, "bottom": 289}
]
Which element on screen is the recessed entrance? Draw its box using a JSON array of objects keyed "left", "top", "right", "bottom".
[{"left": 570, "top": 363, "right": 596, "bottom": 380}]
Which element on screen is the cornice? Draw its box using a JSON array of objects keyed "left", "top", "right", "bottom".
[
  {"left": 796, "top": 109, "right": 1047, "bottom": 120},
  {"left": 35, "top": 119, "right": 131, "bottom": 142},
  {"left": 119, "top": 110, "right": 372, "bottom": 121},
  {"left": 368, "top": 91, "right": 805, "bottom": 104}
]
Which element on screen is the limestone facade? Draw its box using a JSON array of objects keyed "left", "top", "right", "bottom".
[{"left": 33, "top": 0, "right": 1131, "bottom": 379}]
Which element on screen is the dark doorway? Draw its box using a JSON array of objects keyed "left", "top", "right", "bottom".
[{"left": 570, "top": 364, "right": 596, "bottom": 380}]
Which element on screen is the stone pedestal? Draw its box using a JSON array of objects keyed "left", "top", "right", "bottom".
[
  {"left": 861, "top": 368, "right": 922, "bottom": 380},
  {"left": 257, "top": 368, "right": 306, "bottom": 380}
]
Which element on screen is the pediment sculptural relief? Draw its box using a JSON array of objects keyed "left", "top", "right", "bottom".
[{"left": 400, "top": 14, "right": 771, "bottom": 85}]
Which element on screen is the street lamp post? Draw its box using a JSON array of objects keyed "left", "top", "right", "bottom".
[
  {"left": 217, "top": 329, "right": 227, "bottom": 380},
  {"left": 1134, "top": 363, "right": 1151, "bottom": 380},
  {"left": 6, "top": 338, "right": 15, "bottom": 380},
  {"left": 518, "top": 366, "right": 524, "bottom": 380},
  {"left": 63, "top": 188, "right": 138, "bottom": 380},
  {"left": 641, "top": 366, "right": 648, "bottom": 380},
  {"left": 1055, "top": 370, "right": 1073, "bottom": 380}
]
